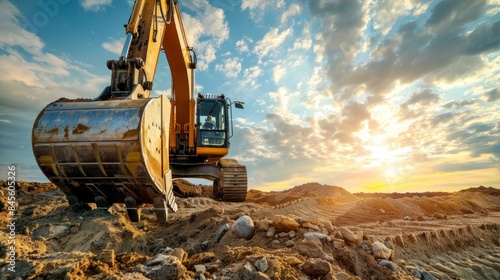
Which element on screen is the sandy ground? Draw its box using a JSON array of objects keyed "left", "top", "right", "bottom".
[{"left": 0, "top": 181, "right": 499, "bottom": 280}]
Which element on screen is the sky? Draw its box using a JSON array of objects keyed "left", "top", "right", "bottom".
[{"left": 0, "top": 0, "right": 499, "bottom": 193}]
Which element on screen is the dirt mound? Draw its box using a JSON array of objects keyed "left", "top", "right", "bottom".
[
  {"left": 288, "top": 182, "right": 359, "bottom": 201},
  {"left": 1, "top": 181, "right": 499, "bottom": 280},
  {"left": 459, "top": 186, "right": 500, "bottom": 196},
  {"left": 246, "top": 182, "right": 359, "bottom": 207}
]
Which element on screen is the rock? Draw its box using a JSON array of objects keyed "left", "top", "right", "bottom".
[
  {"left": 303, "top": 232, "right": 327, "bottom": 241},
  {"left": 237, "top": 262, "right": 257, "bottom": 280},
  {"left": 256, "top": 219, "right": 271, "bottom": 231},
  {"left": 378, "top": 260, "right": 399, "bottom": 274},
  {"left": 96, "top": 249, "right": 115, "bottom": 267},
  {"left": 332, "top": 239, "right": 344, "bottom": 250},
  {"left": 138, "top": 254, "right": 187, "bottom": 280},
  {"left": 254, "top": 258, "right": 268, "bottom": 272},
  {"left": 321, "top": 220, "right": 335, "bottom": 234},
  {"left": 277, "top": 232, "right": 289, "bottom": 238},
  {"left": 145, "top": 254, "right": 169, "bottom": 266},
  {"left": 379, "top": 208, "right": 386, "bottom": 214},
  {"left": 294, "top": 239, "right": 322, "bottom": 258},
  {"left": 272, "top": 215, "right": 300, "bottom": 233},
  {"left": 170, "top": 248, "right": 187, "bottom": 263},
  {"left": 372, "top": 242, "right": 395, "bottom": 260},
  {"left": 231, "top": 215, "right": 255, "bottom": 240},
  {"left": 301, "top": 258, "right": 330, "bottom": 277},
  {"left": 320, "top": 252, "right": 335, "bottom": 263},
  {"left": 266, "top": 226, "right": 276, "bottom": 238},
  {"left": 194, "top": 264, "right": 206, "bottom": 274},
  {"left": 302, "top": 222, "right": 320, "bottom": 231},
  {"left": 213, "top": 223, "right": 230, "bottom": 243},
  {"left": 338, "top": 226, "right": 358, "bottom": 245},
  {"left": 284, "top": 240, "right": 296, "bottom": 247}
]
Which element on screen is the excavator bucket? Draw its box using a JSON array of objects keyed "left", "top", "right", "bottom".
[{"left": 32, "top": 96, "right": 177, "bottom": 222}]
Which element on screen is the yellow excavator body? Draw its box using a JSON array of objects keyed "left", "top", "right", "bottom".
[{"left": 31, "top": 0, "right": 247, "bottom": 223}]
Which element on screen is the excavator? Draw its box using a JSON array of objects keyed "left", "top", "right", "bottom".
[{"left": 31, "top": 0, "right": 247, "bottom": 224}]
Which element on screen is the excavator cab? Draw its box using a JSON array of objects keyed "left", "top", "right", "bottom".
[{"left": 197, "top": 95, "right": 229, "bottom": 147}]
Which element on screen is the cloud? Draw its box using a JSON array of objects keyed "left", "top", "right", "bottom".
[
  {"left": 241, "top": 0, "right": 284, "bottom": 20},
  {"left": 272, "top": 65, "right": 286, "bottom": 84},
  {"left": 215, "top": 57, "right": 241, "bottom": 78},
  {"left": 281, "top": 4, "right": 301, "bottom": 23},
  {"left": 370, "top": 0, "right": 424, "bottom": 35},
  {"left": 236, "top": 39, "right": 249, "bottom": 53},
  {"left": 80, "top": 0, "right": 112, "bottom": 12},
  {"left": 293, "top": 25, "right": 312, "bottom": 50},
  {"left": 484, "top": 88, "right": 499, "bottom": 102},
  {"left": 253, "top": 28, "right": 292, "bottom": 62},
  {"left": 241, "top": 0, "right": 267, "bottom": 11},
  {"left": 102, "top": 38, "right": 125, "bottom": 56},
  {"left": 241, "top": 66, "right": 262, "bottom": 88},
  {"left": 305, "top": 0, "right": 497, "bottom": 107},
  {"left": 181, "top": 0, "right": 230, "bottom": 71}
]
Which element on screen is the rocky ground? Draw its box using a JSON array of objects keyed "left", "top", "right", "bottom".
[{"left": 0, "top": 180, "right": 499, "bottom": 280}]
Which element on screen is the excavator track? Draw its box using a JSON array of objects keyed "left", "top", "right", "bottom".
[{"left": 216, "top": 159, "right": 247, "bottom": 202}]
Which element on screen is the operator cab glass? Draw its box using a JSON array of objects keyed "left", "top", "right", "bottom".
[{"left": 197, "top": 97, "right": 227, "bottom": 147}]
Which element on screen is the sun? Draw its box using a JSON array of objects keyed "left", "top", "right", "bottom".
[{"left": 385, "top": 169, "right": 397, "bottom": 178}]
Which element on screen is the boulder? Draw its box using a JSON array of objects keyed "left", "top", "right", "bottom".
[
  {"left": 231, "top": 215, "right": 255, "bottom": 240},
  {"left": 256, "top": 219, "right": 271, "bottom": 231},
  {"left": 378, "top": 260, "right": 399, "bottom": 274},
  {"left": 301, "top": 258, "right": 331, "bottom": 277},
  {"left": 138, "top": 254, "right": 186, "bottom": 280},
  {"left": 338, "top": 226, "right": 359, "bottom": 245},
  {"left": 254, "top": 258, "right": 268, "bottom": 272},
  {"left": 294, "top": 239, "right": 322, "bottom": 258},
  {"left": 372, "top": 242, "right": 395, "bottom": 260},
  {"left": 266, "top": 226, "right": 276, "bottom": 238},
  {"left": 194, "top": 264, "right": 206, "bottom": 274},
  {"left": 303, "top": 232, "right": 328, "bottom": 241},
  {"left": 237, "top": 262, "right": 257, "bottom": 280},
  {"left": 272, "top": 215, "right": 300, "bottom": 233}
]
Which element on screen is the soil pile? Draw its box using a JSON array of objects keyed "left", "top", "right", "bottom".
[{"left": 1, "top": 181, "right": 499, "bottom": 280}]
